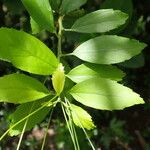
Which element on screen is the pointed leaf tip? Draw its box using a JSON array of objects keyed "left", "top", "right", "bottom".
[
  {"left": 73, "top": 35, "right": 147, "bottom": 64},
  {"left": 70, "top": 78, "right": 145, "bottom": 110},
  {"left": 71, "top": 9, "right": 129, "bottom": 33}
]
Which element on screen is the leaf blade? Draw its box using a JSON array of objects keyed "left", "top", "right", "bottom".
[
  {"left": 30, "top": 17, "right": 43, "bottom": 34},
  {"left": 21, "top": 0, "right": 54, "bottom": 32},
  {"left": 70, "top": 104, "right": 95, "bottom": 130},
  {"left": 71, "top": 9, "right": 128, "bottom": 33},
  {"left": 0, "top": 28, "right": 58, "bottom": 75},
  {"left": 67, "top": 63, "right": 125, "bottom": 83},
  {"left": 9, "top": 99, "right": 52, "bottom": 136},
  {"left": 60, "top": 0, "right": 87, "bottom": 14},
  {"left": 101, "top": 0, "right": 133, "bottom": 17},
  {"left": 73, "top": 35, "right": 147, "bottom": 64},
  {"left": 0, "top": 74, "right": 49, "bottom": 104},
  {"left": 70, "top": 78, "right": 144, "bottom": 110},
  {"left": 52, "top": 63, "right": 66, "bottom": 95}
]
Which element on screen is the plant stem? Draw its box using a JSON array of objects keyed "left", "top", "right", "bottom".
[
  {"left": 67, "top": 108, "right": 80, "bottom": 150},
  {"left": 16, "top": 102, "right": 36, "bottom": 150},
  {"left": 66, "top": 99, "right": 96, "bottom": 150},
  {"left": 64, "top": 99, "right": 80, "bottom": 150},
  {"left": 60, "top": 53, "right": 74, "bottom": 57},
  {"left": 61, "top": 102, "right": 78, "bottom": 150},
  {"left": 41, "top": 107, "right": 54, "bottom": 150},
  {"left": 63, "top": 28, "right": 73, "bottom": 32},
  {"left": 16, "top": 118, "right": 28, "bottom": 150},
  {"left": 57, "top": 16, "right": 63, "bottom": 61}
]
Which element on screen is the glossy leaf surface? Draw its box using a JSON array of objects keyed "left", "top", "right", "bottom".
[
  {"left": 0, "top": 28, "right": 58, "bottom": 75},
  {"left": 101, "top": 0, "right": 133, "bottom": 17},
  {"left": 70, "top": 78, "right": 144, "bottom": 110},
  {"left": 67, "top": 63, "right": 125, "bottom": 83},
  {"left": 0, "top": 74, "right": 49, "bottom": 104},
  {"left": 73, "top": 35, "right": 147, "bottom": 64},
  {"left": 52, "top": 64, "right": 65, "bottom": 95},
  {"left": 71, "top": 9, "right": 128, "bottom": 33}
]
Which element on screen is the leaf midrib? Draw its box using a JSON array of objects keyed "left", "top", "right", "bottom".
[{"left": 7, "top": 48, "right": 57, "bottom": 69}]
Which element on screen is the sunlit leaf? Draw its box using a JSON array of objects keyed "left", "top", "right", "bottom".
[
  {"left": 71, "top": 9, "right": 128, "bottom": 33},
  {"left": 0, "top": 74, "right": 50, "bottom": 104},
  {"left": 52, "top": 64, "right": 65, "bottom": 95},
  {"left": 70, "top": 78, "right": 144, "bottom": 110},
  {"left": 73, "top": 35, "right": 147, "bottom": 64},
  {"left": 70, "top": 104, "right": 95, "bottom": 130},
  {"left": 101, "top": 0, "right": 133, "bottom": 33},
  {"left": 0, "top": 28, "right": 58, "bottom": 75},
  {"left": 67, "top": 63, "right": 125, "bottom": 83}
]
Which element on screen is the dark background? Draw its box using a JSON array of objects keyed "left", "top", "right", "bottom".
[{"left": 0, "top": 0, "right": 150, "bottom": 149}]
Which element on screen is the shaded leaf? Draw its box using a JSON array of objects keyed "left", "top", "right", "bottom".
[
  {"left": 70, "top": 104, "right": 95, "bottom": 130},
  {"left": 30, "top": 17, "right": 43, "bottom": 34},
  {"left": 60, "top": 0, "right": 87, "bottom": 14},
  {"left": 67, "top": 63, "right": 125, "bottom": 83},
  {"left": 21, "top": 0, "right": 54, "bottom": 32},
  {"left": 0, "top": 74, "right": 50, "bottom": 104},
  {"left": 71, "top": 9, "right": 128, "bottom": 33},
  {"left": 73, "top": 35, "right": 147, "bottom": 64},
  {"left": 70, "top": 78, "right": 144, "bottom": 110},
  {"left": 9, "top": 99, "right": 53, "bottom": 136},
  {"left": 0, "top": 28, "right": 58, "bottom": 75}
]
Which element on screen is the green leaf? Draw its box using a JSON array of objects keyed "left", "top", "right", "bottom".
[
  {"left": 30, "top": 17, "right": 43, "bottom": 34},
  {"left": 101, "top": 0, "right": 133, "bottom": 18},
  {"left": 60, "top": 0, "right": 87, "bottom": 14},
  {"left": 73, "top": 35, "right": 147, "bottom": 64},
  {"left": 9, "top": 99, "right": 53, "bottom": 136},
  {"left": 70, "top": 78, "right": 144, "bottom": 110},
  {"left": 0, "top": 28, "right": 58, "bottom": 75},
  {"left": 67, "top": 63, "right": 125, "bottom": 83},
  {"left": 21, "top": 0, "right": 54, "bottom": 32},
  {"left": 70, "top": 104, "right": 95, "bottom": 130},
  {"left": 52, "top": 63, "right": 65, "bottom": 95},
  {"left": 0, "top": 74, "right": 50, "bottom": 104},
  {"left": 71, "top": 9, "right": 128, "bottom": 33},
  {"left": 100, "top": 0, "right": 133, "bottom": 34}
]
